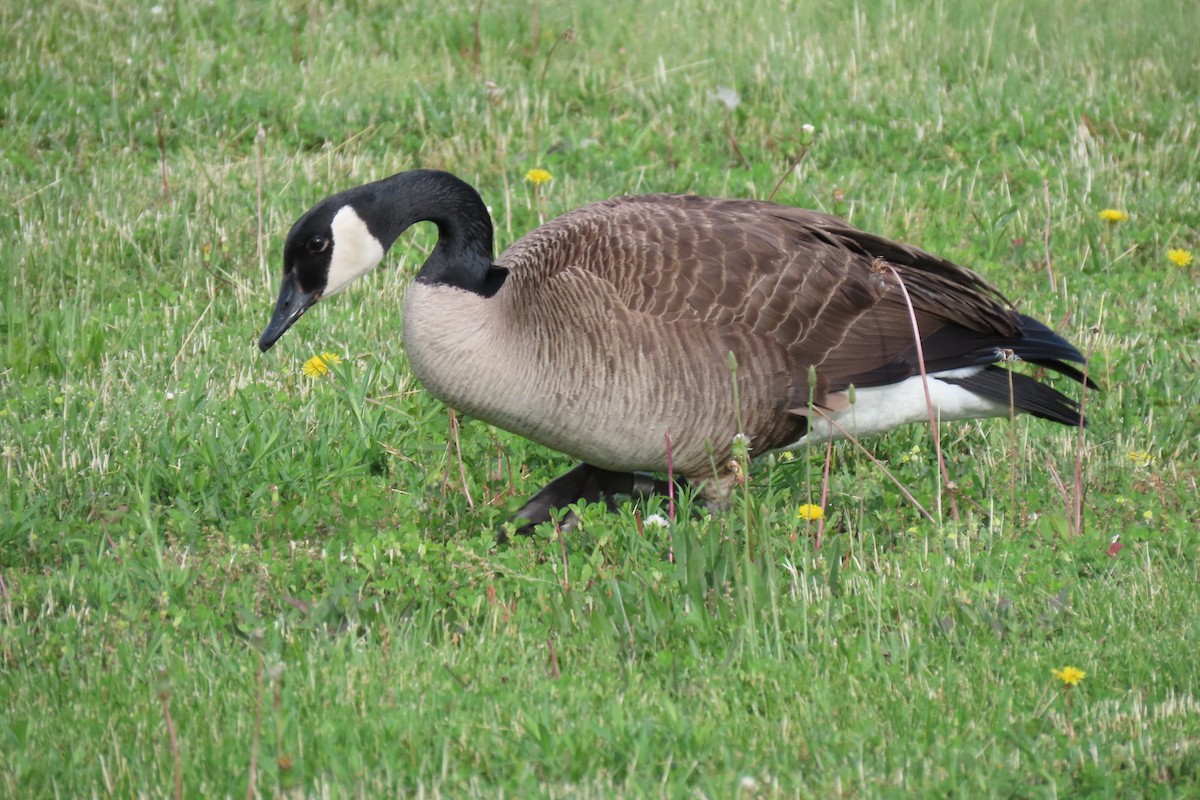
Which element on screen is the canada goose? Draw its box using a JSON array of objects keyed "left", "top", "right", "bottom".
[{"left": 259, "top": 169, "right": 1091, "bottom": 531}]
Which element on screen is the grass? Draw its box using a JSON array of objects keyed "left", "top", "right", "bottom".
[{"left": 2, "top": 0, "right": 1199, "bottom": 795}]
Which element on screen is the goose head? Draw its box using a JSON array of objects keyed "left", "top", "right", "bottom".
[
  {"left": 257, "top": 170, "right": 498, "bottom": 352},
  {"left": 258, "top": 199, "right": 386, "bottom": 352}
]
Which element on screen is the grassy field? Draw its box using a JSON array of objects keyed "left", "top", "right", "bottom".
[{"left": 3, "top": 0, "right": 1199, "bottom": 795}]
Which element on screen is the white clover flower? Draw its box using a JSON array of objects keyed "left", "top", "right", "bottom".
[
  {"left": 710, "top": 86, "right": 741, "bottom": 111},
  {"left": 643, "top": 514, "right": 670, "bottom": 529}
]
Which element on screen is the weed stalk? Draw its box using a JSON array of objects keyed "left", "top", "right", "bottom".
[
  {"left": 556, "top": 517, "right": 569, "bottom": 593},
  {"left": 246, "top": 630, "right": 265, "bottom": 800},
  {"left": 448, "top": 408, "right": 475, "bottom": 509},
  {"left": 155, "top": 111, "right": 171, "bottom": 203},
  {"left": 547, "top": 637, "right": 560, "bottom": 679},
  {"left": 664, "top": 430, "right": 676, "bottom": 562},
  {"left": 1070, "top": 325, "right": 1099, "bottom": 538},
  {"left": 1042, "top": 179, "right": 1057, "bottom": 294},
  {"left": 815, "top": 436, "right": 833, "bottom": 550},
  {"left": 878, "top": 261, "right": 960, "bottom": 524},
  {"left": 255, "top": 126, "right": 267, "bottom": 287},
  {"left": 532, "top": 28, "right": 574, "bottom": 159},
  {"left": 471, "top": 0, "right": 484, "bottom": 80},
  {"left": 811, "top": 408, "right": 937, "bottom": 525},
  {"left": 155, "top": 667, "right": 183, "bottom": 800},
  {"left": 767, "top": 138, "right": 814, "bottom": 203}
]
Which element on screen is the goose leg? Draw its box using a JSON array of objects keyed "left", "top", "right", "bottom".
[{"left": 508, "top": 463, "right": 682, "bottom": 537}]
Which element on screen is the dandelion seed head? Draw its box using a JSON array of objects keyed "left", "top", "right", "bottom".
[
  {"left": 710, "top": 86, "right": 741, "bottom": 111},
  {"left": 483, "top": 81, "right": 504, "bottom": 104}
]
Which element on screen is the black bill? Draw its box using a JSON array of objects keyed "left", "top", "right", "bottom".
[{"left": 258, "top": 272, "right": 320, "bottom": 352}]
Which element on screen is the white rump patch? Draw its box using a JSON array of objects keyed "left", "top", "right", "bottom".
[
  {"left": 324, "top": 206, "right": 385, "bottom": 297},
  {"left": 786, "top": 367, "right": 1010, "bottom": 448}
]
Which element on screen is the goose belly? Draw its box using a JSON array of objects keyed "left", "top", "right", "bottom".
[{"left": 402, "top": 282, "right": 734, "bottom": 473}]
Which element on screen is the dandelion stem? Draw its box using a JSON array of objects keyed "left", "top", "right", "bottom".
[
  {"left": 1064, "top": 689, "right": 1076, "bottom": 739},
  {"left": 556, "top": 517, "right": 568, "bottom": 593},
  {"left": 723, "top": 107, "right": 749, "bottom": 170},
  {"left": 767, "top": 143, "right": 812, "bottom": 203},
  {"left": 664, "top": 430, "right": 675, "bottom": 524},
  {"left": 546, "top": 637, "right": 560, "bottom": 679},
  {"left": 815, "top": 435, "right": 832, "bottom": 550}
]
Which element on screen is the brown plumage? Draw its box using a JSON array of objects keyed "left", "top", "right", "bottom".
[{"left": 259, "top": 170, "right": 1091, "bottom": 532}]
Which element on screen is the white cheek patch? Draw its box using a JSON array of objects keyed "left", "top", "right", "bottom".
[{"left": 324, "top": 206, "right": 385, "bottom": 297}]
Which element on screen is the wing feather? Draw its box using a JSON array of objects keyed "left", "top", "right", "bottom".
[{"left": 495, "top": 193, "right": 1083, "bottom": 453}]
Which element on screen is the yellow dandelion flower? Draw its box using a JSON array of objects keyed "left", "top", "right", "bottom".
[
  {"left": 1052, "top": 666, "right": 1086, "bottom": 686},
  {"left": 1098, "top": 209, "right": 1129, "bottom": 223},
  {"left": 1167, "top": 248, "right": 1193, "bottom": 268},
  {"left": 1142, "top": 509, "right": 1154, "bottom": 521},
  {"left": 524, "top": 168, "right": 553, "bottom": 186},
  {"left": 301, "top": 352, "right": 342, "bottom": 378},
  {"left": 1127, "top": 450, "right": 1152, "bottom": 468},
  {"left": 797, "top": 503, "right": 825, "bottom": 522}
]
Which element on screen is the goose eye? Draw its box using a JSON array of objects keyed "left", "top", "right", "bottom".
[{"left": 306, "top": 234, "right": 330, "bottom": 254}]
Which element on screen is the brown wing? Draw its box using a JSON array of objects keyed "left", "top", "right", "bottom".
[{"left": 498, "top": 193, "right": 1023, "bottom": 413}]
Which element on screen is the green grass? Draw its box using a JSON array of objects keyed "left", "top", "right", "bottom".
[{"left": 3, "top": 0, "right": 1199, "bottom": 795}]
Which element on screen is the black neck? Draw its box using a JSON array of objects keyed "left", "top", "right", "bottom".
[{"left": 365, "top": 169, "right": 507, "bottom": 296}]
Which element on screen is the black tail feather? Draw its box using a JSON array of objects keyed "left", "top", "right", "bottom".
[
  {"left": 941, "top": 365, "right": 1084, "bottom": 426},
  {"left": 1009, "top": 314, "right": 1099, "bottom": 389},
  {"left": 917, "top": 314, "right": 1099, "bottom": 391}
]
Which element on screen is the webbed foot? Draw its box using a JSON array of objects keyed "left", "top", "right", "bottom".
[{"left": 505, "top": 463, "right": 683, "bottom": 539}]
